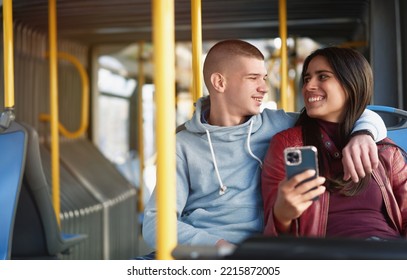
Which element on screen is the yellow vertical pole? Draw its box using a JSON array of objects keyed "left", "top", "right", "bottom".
[
  {"left": 152, "top": 0, "right": 177, "bottom": 260},
  {"left": 279, "top": 0, "right": 288, "bottom": 110},
  {"left": 3, "top": 0, "right": 15, "bottom": 109},
  {"left": 137, "top": 41, "right": 145, "bottom": 212},
  {"left": 48, "top": 0, "right": 61, "bottom": 224},
  {"left": 191, "top": 0, "right": 203, "bottom": 101}
]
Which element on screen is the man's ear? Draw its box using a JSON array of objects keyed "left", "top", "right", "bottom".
[{"left": 210, "top": 73, "right": 226, "bottom": 92}]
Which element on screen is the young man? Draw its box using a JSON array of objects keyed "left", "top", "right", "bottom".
[{"left": 143, "top": 40, "right": 387, "bottom": 249}]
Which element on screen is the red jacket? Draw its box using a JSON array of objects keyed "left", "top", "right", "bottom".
[{"left": 261, "top": 126, "right": 407, "bottom": 237}]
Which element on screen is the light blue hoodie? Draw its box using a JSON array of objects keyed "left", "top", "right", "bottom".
[{"left": 142, "top": 96, "right": 386, "bottom": 248}]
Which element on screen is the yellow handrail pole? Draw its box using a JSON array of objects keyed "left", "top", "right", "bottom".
[
  {"left": 40, "top": 51, "right": 89, "bottom": 139},
  {"left": 191, "top": 0, "right": 203, "bottom": 102},
  {"left": 3, "top": 0, "right": 15, "bottom": 109},
  {"left": 279, "top": 0, "right": 288, "bottom": 110},
  {"left": 48, "top": 0, "right": 61, "bottom": 225},
  {"left": 137, "top": 41, "right": 145, "bottom": 212},
  {"left": 153, "top": 0, "right": 177, "bottom": 260}
]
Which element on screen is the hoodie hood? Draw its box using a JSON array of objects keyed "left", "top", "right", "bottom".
[{"left": 185, "top": 96, "right": 264, "bottom": 142}]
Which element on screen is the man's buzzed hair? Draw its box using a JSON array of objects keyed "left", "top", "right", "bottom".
[{"left": 203, "top": 39, "right": 265, "bottom": 88}]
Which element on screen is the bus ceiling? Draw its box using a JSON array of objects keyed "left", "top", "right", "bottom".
[{"left": 7, "top": 0, "right": 370, "bottom": 46}]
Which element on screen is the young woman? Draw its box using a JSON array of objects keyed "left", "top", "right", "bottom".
[{"left": 261, "top": 47, "right": 407, "bottom": 239}]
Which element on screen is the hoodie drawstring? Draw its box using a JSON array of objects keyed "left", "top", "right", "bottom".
[
  {"left": 206, "top": 130, "right": 227, "bottom": 195},
  {"left": 205, "top": 120, "right": 263, "bottom": 196},
  {"left": 247, "top": 119, "right": 263, "bottom": 168}
]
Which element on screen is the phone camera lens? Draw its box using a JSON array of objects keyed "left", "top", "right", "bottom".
[{"left": 287, "top": 152, "right": 300, "bottom": 163}]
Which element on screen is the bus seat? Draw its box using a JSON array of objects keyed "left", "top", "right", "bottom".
[
  {"left": 11, "top": 123, "right": 87, "bottom": 259},
  {"left": 368, "top": 105, "right": 407, "bottom": 151},
  {"left": 0, "top": 122, "right": 27, "bottom": 260}
]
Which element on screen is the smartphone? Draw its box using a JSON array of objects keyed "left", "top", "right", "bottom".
[{"left": 284, "top": 145, "right": 319, "bottom": 187}]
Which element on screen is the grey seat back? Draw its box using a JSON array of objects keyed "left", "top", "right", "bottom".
[{"left": 11, "top": 123, "right": 86, "bottom": 259}]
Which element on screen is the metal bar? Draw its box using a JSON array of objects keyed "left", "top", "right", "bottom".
[
  {"left": 40, "top": 52, "right": 89, "bottom": 139},
  {"left": 191, "top": 0, "right": 203, "bottom": 102},
  {"left": 137, "top": 41, "right": 145, "bottom": 212},
  {"left": 48, "top": 0, "right": 61, "bottom": 225},
  {"left": 279, "top": 0, "right": 288, "bottom": 110},
  {"left": 153, "top": 0, "right": 177, "bottom": 260},
  {"left": 2, "top": 0, "right": 15, "bottom": 109}
]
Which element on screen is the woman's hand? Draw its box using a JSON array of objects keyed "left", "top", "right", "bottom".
[{"left": 273, "top": 170, "right": 326, "bottom": 232}]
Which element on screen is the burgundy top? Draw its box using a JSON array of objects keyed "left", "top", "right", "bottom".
[{"left": 318, "top": 120, "right": 400, "bottom": 239}]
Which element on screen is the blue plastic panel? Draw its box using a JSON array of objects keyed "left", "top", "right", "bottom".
[
  {"left": 367, "top": 105, "right": 407, "bottom": 151},
  {"left": 0, "top": 130, "right": 26, "bottom": 260}
]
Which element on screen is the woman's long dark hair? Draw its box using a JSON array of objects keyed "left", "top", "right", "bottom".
[{"left": 297, "top": 47, "right": 373, "bottom": 196}]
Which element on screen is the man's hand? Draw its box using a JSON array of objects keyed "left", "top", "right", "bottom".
[
  {"left": 342, "top": 134, "right": 379, "bottom": 182},
  {"left": 215, "top": 239, "right": 237, "bottom": 255},
  {"left": 215, "top": 239, "right": 235, "bottom": 248}
]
